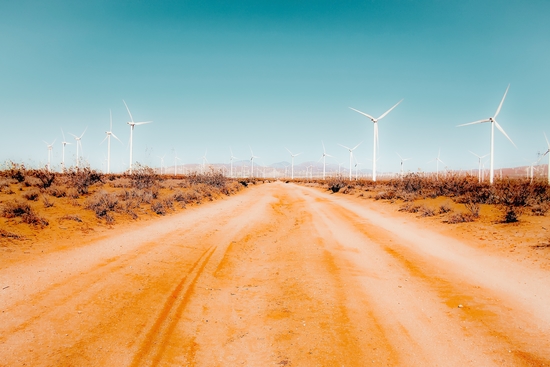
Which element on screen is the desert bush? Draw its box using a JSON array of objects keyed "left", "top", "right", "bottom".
[
  {"left": 22, "top": 189, "right": 40, "bottom": 201},
  {"left": 493, "top": 179, "right": 531, "bottom": 222},
  {"left": 0, "top": 178, "right": 15, "bottom": 192},
  {"left": 42, "top": 195, "right": 54, "bottom": 208},
  {"left": 31, "top": 168, "right": 56, "bottom": 189},
  {"left": 151, "top": 200, "right": 166, "bottom": 215},
  {"left": 60, "top": 214, "right": 82, "bottom": 222},
  {"left": 46, "top": 184, "right": 66, "bottom": 197},
  {"left": 85, "top": 190, "right": 119, "bottom": 222},
  {"left": 5, "top": 162, "right": 26, "bottom": 183},
  {"left": 64, "top": 167, "right": 103, "bottom": 195},
  {"left": 1, "top": 200, "right": 48, "bottom": 227},
  {"left": 327, "top": 177, "right": 347, "bottom": 193},
  {"left": 399, "top": 203, "right": 421, "bottom": 213},
  {"left": 419, "top": 205, "right": 436, "bottom": 217},
  {"left": 23, "top": 176, "right": 42, "bottom": 187},
  {"left": 110, "top": 177, "right": 132, "bottom": 188},
  {"left": 0, "top": 228, "right": 23, "bottom": 239},
  {"left": 131, "top": 164, "right": 159, "bottom": 189},
  {"left": 375, "top": 190, "right": 396, "bottom": 200},
  {"left": 446, "top": 211, "right": 476, "bottom": 224},
  {"left": 530, "top": 201, "right": 550, "bottom": 216},
  {"left": 464, "top": 201, "right": 480, "bottom": 218},
  {"left": 439, "top": 202, "right": 452, "bottom": 214}
]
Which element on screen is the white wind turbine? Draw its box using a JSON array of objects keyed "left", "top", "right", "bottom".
[
  {"left": 69, "top": 127, "right": 87, "bottom": 168},
  {"left": 354, "top": 157, "right": 362, "bottom": 180},
  {"left": 157, "top": 154, "right": 166, "bottom": 175},
  {"left": 539, "top": 133, "right": 550, "bottom": 184},
  {"left": 101, "top": 110, "right": 122, "bottom": 174},
  {"left": 339, "top": 142, "right": 362, "bottom": 180},
  {"left": 428, "top": 149, "right": 444, "bottom": 180},
  {"left": 201, "top": 150, "right": 208, "bottom": 174},
  {"left": 396, "top": 152, "right": 412, "bottom": 178},
  {"left": 469, "top": 151, "right": 489, "bottom": 183},
  {"left": 318, "top": 141, "right": 332, "bottom": 180},
  {"left": 285, "top": 147, "right": 302, "bottom": 180},
  {"left": 60, "top": 128, "right": 71, "bottom": 172},
  {"left": 249, "top": 147, "right": 259, "bottom": 178},
  {"left": 44, "top": 139, "right": 56, "bottom": 172},
  {"left": 350, "top": 99, "right": 403, "bottom": 182},
  {"left": 123, "top": 100, "right": 152, "bottom": 174},
  {"left": 457, "top": 85, "right": 516, "bottom": 184},
  {"left": 229, "top": 147, "right": 238, "bottom": 178},
  {"left": 174, "top": 150, "right": 181, "bottom": 175}
]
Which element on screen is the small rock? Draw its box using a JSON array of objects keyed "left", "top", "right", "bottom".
[{"left": 458, "top": 304, "right": 463, "bottom": 308}]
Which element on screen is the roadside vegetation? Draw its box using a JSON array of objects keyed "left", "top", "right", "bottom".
[
  {"left": 0, "top": 162, "right": 257, "bottom": 242},
  {"left": 293, "top": 173, "right": 550, "bottom": 224}
]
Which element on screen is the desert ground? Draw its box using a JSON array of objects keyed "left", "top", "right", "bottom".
[{"left": 1, "top": 180, "right": 550, "bottom": 366}]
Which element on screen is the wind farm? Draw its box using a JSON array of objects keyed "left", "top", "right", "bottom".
[{"left": 2, "top": 1, "right": 550, "bottom": 366}]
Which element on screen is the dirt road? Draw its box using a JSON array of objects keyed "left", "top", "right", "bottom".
[{"left": 1, "top": 182, "right": 549, "bottom": 366}]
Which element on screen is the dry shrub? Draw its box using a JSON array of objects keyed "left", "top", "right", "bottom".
[
  {"left": 42, "top": 195, "right": 54, "bottom": 208},
  {"left": 439, "top": 202, "right": 452, "bottom": 214},
  {"left": 399, "top": 203, "right": 421, "bottom": 213},
  {"left": 64, "top": 167, "right": 103, "bottom": 195},
  {"left": 60, "top": 214, "right": 82, "bottom": 222},
  {"left": 2, "top": 200, "right": 48, "bottom": 227},
  {"left": 446, "top": 211, "right": 476, "bottom": 224},
  {"left": 67, "top": 187, "right": 80, "bottom": 199},
  {"left": 419, "top": 205, "right": 435, "bottom": 217},
  {"left": 22, "top": 189, "right": 40, "bottom": 201},
  {"left": 31, "top": 168, "right": 56, "bottom": 189},
  {"left": 110, "top": 177, "right": 132, "bottom": 188},
  {"left": 0, "top": 178, "right": 15, "bottom": 192},
  {"left": 464, "top": 201, "right": 480, "bottom": 218},
  {"left": 46, "top": 184, "right": 67, "bottom": 198},
  {"left": 151, "top": 200, "right": 166, "bottom": 215},
  {"left": 85, "top": 190, "right": 118, "bottom": 223},
  {"left": 327, "top": 177, "right": 347, "bottom": 193},
  {"left": 24, "top": 176, "right": 42, "bottom": 187},
  {"left": 131, "top": 164, "right": 159, "bottom": 189},
  {"left": 375, "top": 191, "right": 396, "bottom": 200},
  {"left": 0, "top": 228, "right": 23, "bottom": 239}
]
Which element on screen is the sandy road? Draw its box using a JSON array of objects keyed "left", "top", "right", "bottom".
[{"left": 1, "top": 181, "right": 549, "bottom": 366}]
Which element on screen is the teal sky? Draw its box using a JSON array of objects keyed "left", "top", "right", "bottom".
[{"left": 1, "top": 0, "right": 549, "bottom": 174}]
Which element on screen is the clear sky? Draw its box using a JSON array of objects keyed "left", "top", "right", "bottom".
[{"left": 1, "top": 0, "right": 549, "bottom": 174}]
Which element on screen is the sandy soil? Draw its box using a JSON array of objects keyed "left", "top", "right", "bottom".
[{"left": 1, "top": 181, "right": 549, "bottom": 366}]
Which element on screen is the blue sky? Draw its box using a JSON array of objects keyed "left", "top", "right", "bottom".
[{"left": 1, "top": 0, "right": 549, "bottom": 174}]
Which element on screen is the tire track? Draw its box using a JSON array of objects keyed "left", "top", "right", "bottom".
[{"left": 129, "top": 245, "right": 217, "bottom": 367}]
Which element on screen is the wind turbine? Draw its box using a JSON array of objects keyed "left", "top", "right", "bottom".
[
  {"left": 60, "top": 128, "right": 71, "bottom": 172},
  {"left": 201, "top": 149, "right": 208, "bottom": 174},
  {"left": 354, "top": 157, "right": 362, "bottom": 180},
  {"left": 339, "top": 142, "right": 362, "bottom": 180},
  {"left": 285, "top": 147, "right": 302, "bottom": 180},
  {"left": 157, "top": 154, "right": 166, "bottom": 175},
  {"left": 428, "top": 149, "right": 444, "bottom": 180},
  {"left": 229, "top": 147, "right": 238, "bottom": 178},
  {"left": 349, "top": 99, "right": 403, "bottom": 182},
  {"left": 101, "top": 109, "right": 122, "bottom": 174},
  {"left": 174, "top": 150, "right": 181, "bottom": 175},
  {"left": 123, "top": 100, "right": 152, "bottom": 174},
  {"left": 44, "top": 139, "right": 56, "bottom": 172},
  {"left": 249, "top": 147, "right": 259, "bottom": 178},
  {"left": 469, "top": 151, "right": 489, "bottom": 183},
  {"left": 396, "top": 152, "right": 411, "bottom": 178},
  {"left": 318, "top": 141, "right": 332, "bottom": 180},
  {"left": 69, "top": 127, "right": 87, "bottom": 168},
  {"left": 539, "top": 133, "right": 550, "bottom": 184},
  {"left": 457, "top": 84, "right": 516, "bottom": 184}
]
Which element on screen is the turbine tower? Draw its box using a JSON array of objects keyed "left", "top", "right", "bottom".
[
  {"left": 60, "top": 128, "right": 71, "bottom": 172},
  {"left": 428, "top": 149, "right": 444, "bottom": 180},
  {"left": 249, "top": 147, "right": 259, "bottom": 178},
  {"left": 350, "top": 99, "right": 403, "bottom": 182},
  {"left": 339, "top": 142, "right": 362, "bottom": 180},
  {"left": 457, "top": 85, "right": 515, "bottom": 184},
  {"left": 201, "top": 150, "right": 208, "bottom": 174},
  {"left": 101, "top": 110, "right": 122, "bottom": 174},
  {"left": 285, "top": 147, "right": 302, "bottom": 180},
  {"left": 539, "top": 132, "right": 550, "bottom": 185},
  {"left": 123, "top": 100, "right": 152, "bottom": 174},
  {"left": 229, "top": 147, "right": 238, "bottom": 178},
  {"left": 469, "top": 151, "right": 489, "bottom": 183},
  {"left": 44, "top": 139, "right": 56, "bottom": 172},
  {"left": 69, "top": 127, "right": 87, "bottom": 168},
  {"left": 396, "top": 152, "right": 411, "bottom": 178},
  {"left": 319, "top": 141, "right": 332, "bottom": 180}
]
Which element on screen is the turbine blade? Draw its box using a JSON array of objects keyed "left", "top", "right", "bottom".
[
  {"left": 134, "top": 121, "right": 152, "bottom": 126},
  {"left": 100, "top": 135, "right": 108, "bottom": 144},
  {"left": 494, "top": 120, "right": 516, "bottom": 148},
  {"left": 352, "top": 141, "right": 363, "bottom": 151},
  {"left": 457, "top": 119, "right": 490, "bottom": 127},
  {"left": 285, "top": 147, "right": 293, "bottom": 155},
  {"left": 377, "top": 99, "right": 403, "bottom": 120},
  {"left": 322, "top": 140, "right": 326, "bottom": 154},
  {"left": 61, "top": 128, "right": 66, "bottom": 141},
  {"left": 80, "top": 126, "right": 87, "bottom": 138},
  {"left": 338, "top": 143, "right": 351, "bottom": 150},
  {"left": 494, "top": 84, "right": 510, "bottom": 118},
  {"left": 349, "top": 107, "right": 375, "bottom": 121},
  {"left": 545, "top": 132, "right": 550, "bottom": 149},
  {"left": 111, "top": 133, "right": 122, "bottom": 143},
  {"left": 123, "top": 100, "right": 134, "bottom": 123},
  {"left": 396, "top": 152, "right": 403, "bottom": 159},
  {"left": 469, "top": 150, "right": 480, "bottom": 158}
]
